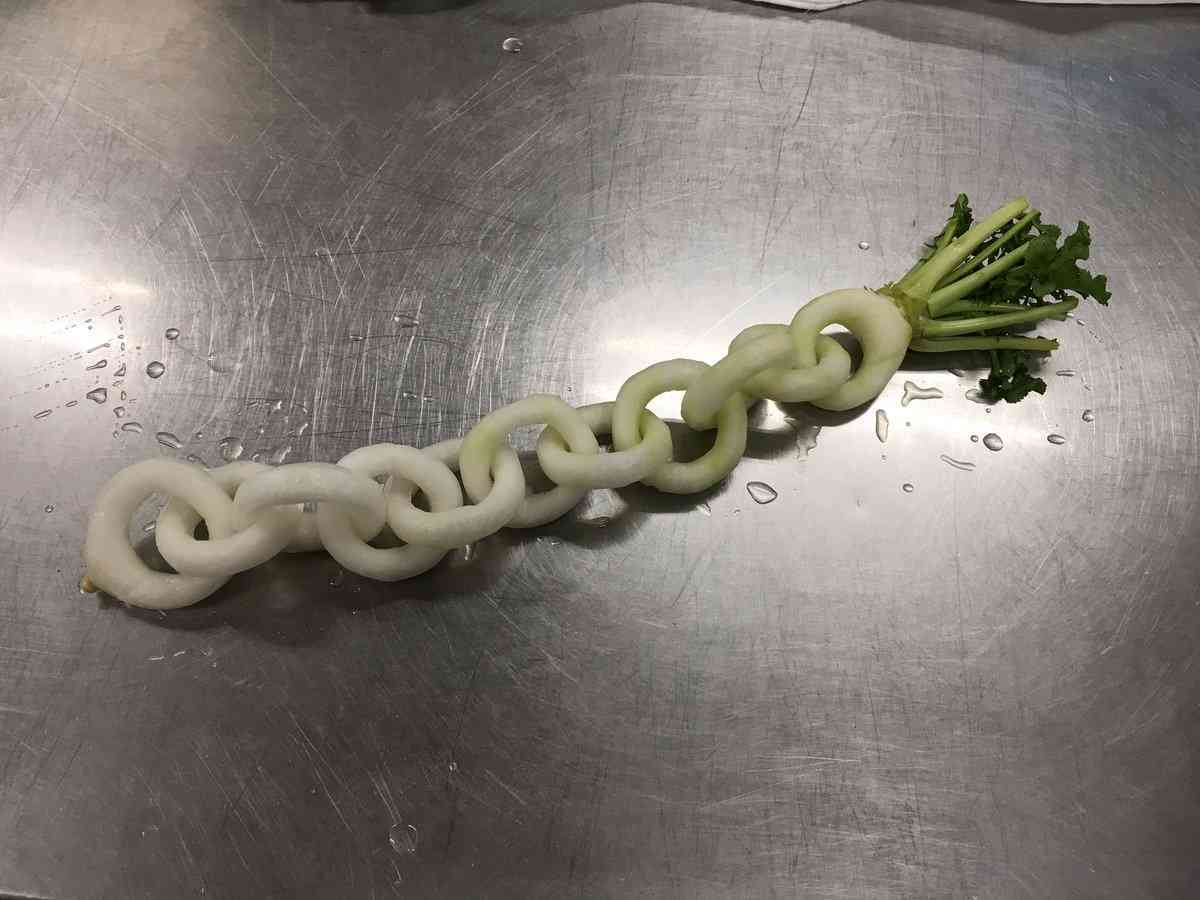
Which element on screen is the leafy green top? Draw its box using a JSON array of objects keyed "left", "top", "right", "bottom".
[
  {"left": 888, "top": 194, "right": 1111, "bottom": 403},
  {"left": 978, "top": 350, "right": 1046, "bottom": 403},
  {"left": 978, "top": 221, "right": 1111, "bottom": 309}
]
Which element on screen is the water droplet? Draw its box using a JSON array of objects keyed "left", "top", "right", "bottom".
[
  {"left": 34, "top": 409, "right": 52, "bottom": 419},
  {"left": 900, "top": 381, "right": 943, "bottom": 406},
  {"left": 44, "top": 504, "right": 54, "bottom": 513},
  {"left": 698, "top": 501, "right": 711, "bottom": 517},
  {"left": 250, "top": 451, "right": 264, "bottom": 463},
  {"left": 156, "top": 431, "right": 182, "bottom": 450},
  {"left": 965, "top": 388, "right": 991, "bottom": 404},
  {"left": 164, "top": 328, "right": 180, "bottom": 340},
  {"left": 114, "top": 363, "right": 126, "bottom": 377},
  {"left": 142, "top": 521, "right": 156, "bottom": 534},
  {"left": 65, "top": 400, "right": 78, "bottom": 407},
  {"left": 448, "top": 761, "right": 459, "bottom": 773},
  {"left": 145, "top": 361, "right": 165, "bottom": 379},
  {"left": 114, "top": 406, "right": 126, "bottom": 418},
  {"left": 184, "top": 454, "right": 207, "bottom": 467},
  {"left": 193, "top": 430, "right": 204, "bottom": 439},
  {"left": 121, "top": 421, "right": 144, "bottom": 434},
  {"left": 901, "top": 483, "right": 914, "bottom": 494},
  {"left": 296, "top": 421, "right": 311, "bottom": 437},
  {"left": 501, "top": 37, "right": 524, "bottom": 53},
  {"left": 86, "top": 359, "right": 107, "bottom": 371},
  {"left": 348, "top": 333, "right": 364, "bottom": 343},
  {"left": 982, "top": 433, "right": 1003, "bottom": 452},
  {"left": 120, "top": 390, "right": 127, "bottom": 400},
  {"left": 389, "top": 823, "right": 418, "bottom": 854},
  {"left": 939, "top": 454, "right": 976, "bottom": 472},
  {"left": 857, "top": 240, "right": 871, "bottom": 250},
  {"left": 1047, "top": 433, "right": 1067, "bottom": 445},
  {"left": 746, "top": 481, "right": 778, "bottom": 504},
  {"left": 329, "top": 568, "right": 344, "bottom": 587},
  {"left": 1081, "top": 409, "right": 1095, "bottom": 423},
  {"left": 270, "top": 399, "right": 283, "bottom": 413},
  {"left": 947, "top": 368, "right": 965, "bottom": 377},
  {"left": 268, "top": 443, "right": 292, "bottom": 465},
  {"left": 1076, "top": 319, "right": 1085, "bottom": 327},
  {"left": 1056, "top": 369, "right": 1076, "bottom": 377},
  {"left": 875, "top": 409, "right": 889, "bottom": 443},
  {"left": 970, "top": 434, "right": 979, "bottom": 443},
  {"left": 218, "top": 436, "right": 244, "bottom": 461}
]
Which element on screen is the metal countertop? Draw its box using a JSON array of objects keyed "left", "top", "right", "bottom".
[{"left": 2, "top": 0, "right": 1198, "bottom": 897}]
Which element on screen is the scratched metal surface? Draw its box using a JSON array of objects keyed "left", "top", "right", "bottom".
[{"left": 1, "top": 0, "right": 1199, "bottom": 897}]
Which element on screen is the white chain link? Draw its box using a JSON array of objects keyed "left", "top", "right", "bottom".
[{"left": 82, "top": 289, "right": 909, "bottom": 608}]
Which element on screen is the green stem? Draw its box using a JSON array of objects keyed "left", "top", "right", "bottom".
[
  {"left": 936, "top": 210, "right": 1039, "bottom": 288},
  {"left": 921, "top": 297, "right": 1078, "bottom": 338},
  {"left": 927, "top": 244, "right": 1030, "bottom": 314},
  {"left": 898, "top": 198, "right": 1030, "bottom": 298},
  {"left": 909, "top": 336, "right": 1059, "bottom": 353},
  {"left": 935, "top": 301, "right": 1036, "bottom": 316}
]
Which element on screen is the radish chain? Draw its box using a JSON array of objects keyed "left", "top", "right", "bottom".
[{"left": 82, "top": 289, "right": 912, "bottom": 608}]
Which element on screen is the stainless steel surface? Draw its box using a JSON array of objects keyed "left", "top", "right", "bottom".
[{"left": 2, "top": 1, "right": 1198, "bottom": 897}]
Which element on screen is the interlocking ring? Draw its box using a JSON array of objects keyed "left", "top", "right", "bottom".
[
  {"left": 233, "top": 464, "right": 387, "bottom": 559},
  {"left": 156, "top": 461, "right": 301, "bottom": 578},
  {"left": 612, "top": 359, "right": 748, "bottom": 494},
  {"left": 387, "top": 438, "right": 526, "bottom": 549},
  {"left": 316, "top": 444, "right": 463, "bottom": 581},
  {"left": 730, "top": 325, "right": 853, "bottom": 404},
  {"left": 459, "top": 394, "right": 600, "bottom": 527},
  {"left": 788, "top": 288, "right": 910, "bottom": 411},
  {"left": 82, "top": 459, "right": 236, "bottom": 609},
  {"left": 536, "top": 401, "right": 672, "bottom": 489},
  {"left": 681, "top": 325, "right": 853, "bottom": 429}
]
